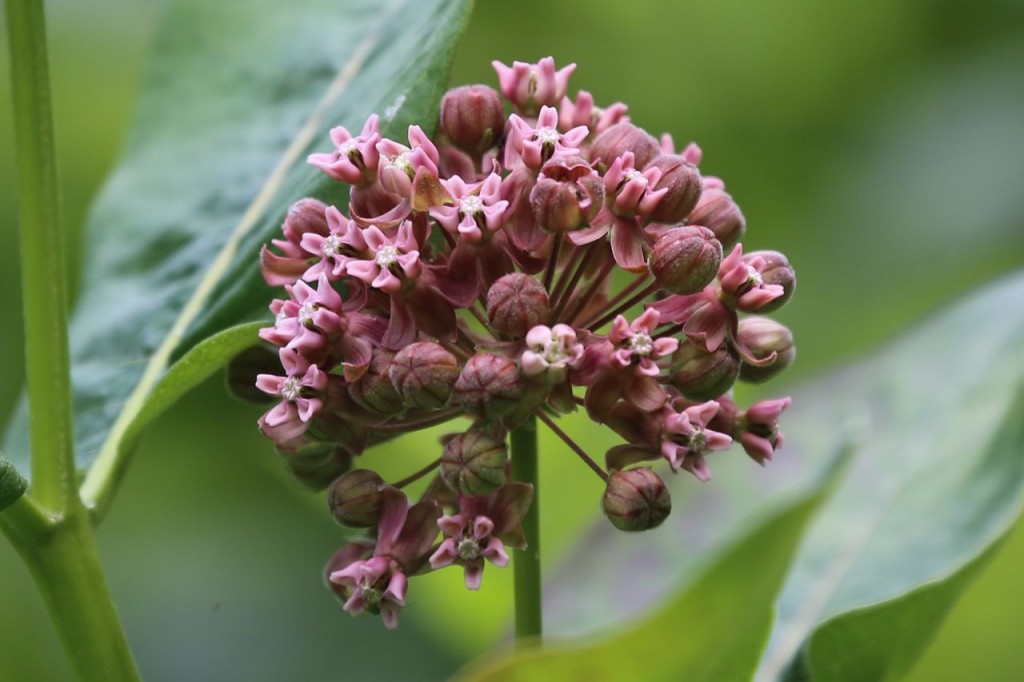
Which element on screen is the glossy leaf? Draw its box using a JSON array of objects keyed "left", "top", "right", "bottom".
[
  {"left": 0, "top": 455, "right": 27, "bottom": 511},
  {"left": 2, "top": 0, "right": 473, "bottom": 491},
  {"left": 80, "top": 322, "right": 265, "bottom": 516},
  {"left": 455, "top": 473, "right": 834, "bottom": 682},
  {"left": 542, "top": 271, "right": 1024, "bottom": 680}
]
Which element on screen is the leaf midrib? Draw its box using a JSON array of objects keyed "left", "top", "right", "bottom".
[{"left": 78, "top": 0, "right": 407, "bottom": 509}]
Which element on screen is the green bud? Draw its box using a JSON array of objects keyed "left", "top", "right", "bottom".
[
  {"left": 440, "top": 431, "right": 508, "bottom": 497},
  {"left": 602, "top": 468, "right": 671, "bottom": 532}
]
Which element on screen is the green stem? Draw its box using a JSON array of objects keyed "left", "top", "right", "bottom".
[
  {"left": 6, "top": 0, "right": 74, "bottom": 515},
  {"left": 4, "top": 1, "right": 141, "bottom": 678},
  {"left": 8, "top": 514, "right": 142, "bottom": 681},
  {"left": 510, "top": 416, "right": 542, "bottom": 644}
]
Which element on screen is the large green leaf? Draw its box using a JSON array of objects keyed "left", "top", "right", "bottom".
[
  {"left": 2, "top": 0, "right": 473, "bottom": 491},
  {"left": 540, "top": 272, "right": 1024, "bottom": 679},
  {"left": 454, "top": 470, "right": 835, "bottom": 682}
]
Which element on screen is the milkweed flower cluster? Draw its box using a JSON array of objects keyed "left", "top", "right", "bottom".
[{"left": 253, "top": 57, "right": 796, "bottom": 628}]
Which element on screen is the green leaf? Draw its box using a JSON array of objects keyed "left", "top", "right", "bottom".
[
  {"left": 2, "top": 0, "right": 474, "bottom": 494},
  {"left": 80, "top": 323, "right": 265, "bottom": 514},
  {"left": 454, "top": 470, "right": 836, "bottom": 682},
  {"left": 0, "top": 454, "right": 27, "bottom": 511},
  {"left": 541, "top": 272, "right": 1024, "bottom": 679}
]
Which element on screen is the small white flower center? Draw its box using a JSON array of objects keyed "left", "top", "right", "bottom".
[
  {"left": 746, "top": 264, "right": 763, "bottom": 287},
  {"left": 297, "top": 301, "right": 317, "bottom": 326},
  {"left": 457, "top": 537, "right": 481, "bottom": 561},
  {"left": 535, "top": 127, "right": 561, "bottom": 146},
  {"left": 375, "top": 244, "right": 400, "bottom": 268},
  {"left": 460, "top": 195, "right": 484, "bottom": 216},
  {"left": 280, "top": 376, "right": 302, "bottom": 402},
  {"left": 538, "top": 340, "right": 571, "bottom": 367},
  {"left": 338, "top": 138, "right": 359, "bottom": 157},
  {"left": 627, "top": 330, "right": 654, "bottom": 356},
  {"left": 322, "top": 235, "right": 341, "bottom": 257},
  {"left": 625, "top": 169, "right": 647, "bottom": 185},
  {"left": 390, "top": 151, "right": 413, "bottom": 174}
]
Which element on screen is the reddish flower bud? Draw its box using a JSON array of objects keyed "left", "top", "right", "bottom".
[
  {"left": 687, "top": 189, "right": 745, "bottom": 249},
  {"left": 284, "top": 198, "right": 330, "bottom": 241},
  {"left": 587, "top": 122, "right": 660, "bottom": 172},
  {"left": 530, "top": 157, "right": 605, "bottom": 233},
  {"left": 670, "top": 340, "right": 740, "bottom": 401},
  {"left": 649, "top": 226, "right": 723, "bottom": 294},
  {"left": 440, "top": 85, "right": 506, "bottom": 158},
  {"left": 348, "top": 349, "right": 404, "bottom": 415},
  {"left": 453, "top": 352, "right": 523, "bottom": 417},
  {"left": 388, "top": 342, "right": 460, "bottom": 409},
  {"left": 486, "top": 274, "right": 551, "bottom": 338},
  {"left": 602, "top": 467, "right": 671, "bottom": 531},
  {"left": 736, "top": 317, "right": 795, "bottom": 383},
  {"left": 742, "top": 250, "right": 795, "bottom": 313},
  {"left": 327, "top": 469, "right": 388, "bottom": 528},
  {"left": 440, "top": 431, "right": 508, "bottom": 496},
  {"left": 643, "top": 155, "right": 703, "bottom": 224}
]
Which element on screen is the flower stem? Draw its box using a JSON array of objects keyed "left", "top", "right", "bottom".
[
  {"left": 5, "top": 0, "right": 74, "bottom": 516},
  {"left": 4, "top": 1, "right": 141, "bottom": 678},
  {"left": 510, "top": 416, "right": 542, "bottom": 644}
]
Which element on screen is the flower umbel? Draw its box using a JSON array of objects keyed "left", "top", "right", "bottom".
[{"left": 254, "top": 57, "right": 797, "bottom": 628}]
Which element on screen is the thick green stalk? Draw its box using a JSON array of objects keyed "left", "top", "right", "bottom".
[
  {"left": 6, "top": 0, "right": 75, "bottom": 514},
  {"left": 9, "top": 514, "right": 142, "bottom": 681},
  {"left": 510, "top": 417, "right": 542, "bottom": 643},
  {"left": 4, "top": 0, "right": 141, "bottom": 678}
]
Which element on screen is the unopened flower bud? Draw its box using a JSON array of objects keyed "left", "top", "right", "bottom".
[
  {"left": 649, "top": 226, "right": 723, "bottom": 294},
  {"left": 327, "top": 469, "right": 387, "bottom": 528},
  {"left": 687, "top": 189, "right": 745, "bottom": 249},
  {"left": 742, "top": 250, "right": 795, "bottom": 313},
  {"left": 279, "top": 442, "right": 353, "bottom": 491},
  {"left": 453, "top": 352, "right": 523, "bottom": 417},
  {"left": 736, "top": 317, "right": 795, "bottom": 383},
  {"left": 643, "top": 155, "right": 703, "bottom": 224},
  {"left": 602, "top": 468, "right": 671, "bottom": 531},
  {"left": 588, "top": 122, "right": 660, "bottom": 171},
  {"left": 283, "top": 198, "right": 330, "bottom": 241},
  {"left": 531, "top": 177, "right": 581, "bottom": 233},
  {"left": 487, "top": 274, "right": 551, "bottom": 338},
  {"left": 226, "top": 345, "right": 280, "bottom": 404},
  {"left": 388, "top": 342, "right": 460, "bottom": 409},
  {"left": 348, "top": 349, "right": 404, "bottom": 415},
  {"left": 670, "top": 341, "right": 740, "bottom": 401},
  {"left": 440, "top": 85, "right": 506, "bottom": 158},
  {"left": 440, "top": 431, "right": 508, "bottom": 496}
]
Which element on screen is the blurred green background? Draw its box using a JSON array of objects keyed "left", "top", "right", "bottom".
[{"left": 2, "top": 0, "right": 1023, "bottom": 679}]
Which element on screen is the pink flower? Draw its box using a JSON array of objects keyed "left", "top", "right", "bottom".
[
  {"left": 329, "top": 488, "right": 441, "bottom": 629},
  {"left": 258, "top": 275, "right": 345, "bottom": 355},
  {"left": 307, "top": 114, "right": 381, "bottom": 186},
  {"left": 602, "top": 152, "right": 668, "bottom": 219},
  {"left": 375, "top": 125, "right": 440, "bottom": 198},
  {"left": 608, "top": 308, "right": 678, "bottom": 376},
  {"left": 505, "top": 106, "right": 589, "bottom": 170},
  {"left": 492, "top": 56, "right": 575, "bottom": 114},
  {"left": 344, "top": 222, "right": 421, "bottom": 293},
  {"left": 559, "top": 90, "right": 629, "bottom": 135},
  {"left": 256, "top": 348, "right": 328, "bottom": 442},
  {"left": 429, "top": 173, "right": 508, "bottom": 242},
  {"left": 660, "top": 401, "right": 733, "bottom": 480},
  {"left": 521, "top": 324, "right": 584, "bottom": 379},
  {"left": 429, "top": 483, "right": 533, "bottom": 590},
  {"left": 718, "top": 244, "right": 785, "bottom": 311},
  {"left": 299, "top": 205, "right": 363, "bottom": 281},
  {"left": 738, "top": 397, "right": 791, "bottom": 465}
]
